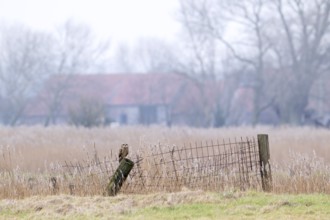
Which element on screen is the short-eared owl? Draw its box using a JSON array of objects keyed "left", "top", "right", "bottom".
[{"left": 119, "top": 144, "right": 129, "bottom": 162}]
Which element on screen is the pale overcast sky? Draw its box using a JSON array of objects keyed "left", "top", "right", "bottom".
[{"left": 0, "top": 0, "right": 181, "bottom": 44}]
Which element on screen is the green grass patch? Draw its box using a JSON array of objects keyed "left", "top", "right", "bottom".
[
  {"left": 1, "top": 192, "right": 330, "bottom": 219},
  {"left": 0, "top": 209, "right": 31, "bottom": 219},
  {"left": 123, "top": 192, "right": 330, "bottom": 220}
]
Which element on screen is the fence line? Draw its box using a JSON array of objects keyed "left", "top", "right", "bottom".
[{"left": 63, "top": 136, "right": 265, "bottom": 194}]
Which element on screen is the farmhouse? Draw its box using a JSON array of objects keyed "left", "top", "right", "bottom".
[
  {"left": 20, "top": 71, "right": 330, "bottom": 127},
  {"left": 23, "top": 73, "right": 218, "bottom": 127}
]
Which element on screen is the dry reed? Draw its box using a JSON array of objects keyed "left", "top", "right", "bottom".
[{"left": 0, "top": 125, "right": 330, "bottom": 198}]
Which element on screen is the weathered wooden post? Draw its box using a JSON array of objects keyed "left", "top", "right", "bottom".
[
  {"left": 106, "top": 158, "right": 134, "bottom": 196},
  {"left": 257, "top": 134, "right": 272, "bottom": 192}
]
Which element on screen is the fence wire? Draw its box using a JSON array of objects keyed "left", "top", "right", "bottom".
[{"left": 62, "top": 137, "right": 262, "bottom": 194}]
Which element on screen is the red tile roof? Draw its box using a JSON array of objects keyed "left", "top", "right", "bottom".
[
  {"left": 65, "top": 73, "right": 193, "bottom": 105},
  {"left": 25, "top": 73, "right": 221, "bottom": 117}
]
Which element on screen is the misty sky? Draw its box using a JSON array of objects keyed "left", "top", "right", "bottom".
[{"left": 0, "top": 0, "right": 181, "bottom": 44}]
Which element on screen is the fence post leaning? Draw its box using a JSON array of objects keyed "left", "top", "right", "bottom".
[
  {"left": 257, "top": 134, "right": 272, "bottom": 192},
  {"left": 106, "top": 158, "right": 134, "bottom": 196}
]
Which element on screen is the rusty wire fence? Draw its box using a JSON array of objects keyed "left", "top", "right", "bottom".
[{"left": 62, "top": 136, "right": 264, "bottom": 195}]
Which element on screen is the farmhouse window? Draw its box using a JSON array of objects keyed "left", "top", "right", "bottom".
[{"left": 139, "top": 105, "right": 157, "bottom": 125}]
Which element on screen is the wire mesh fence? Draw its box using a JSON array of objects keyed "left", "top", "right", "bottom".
[
  {"left": 125, "top": 137, "right": 261, "bottom": 192},
  {"left": 62, "top": 136, "right": 263, "bottom": 194}
]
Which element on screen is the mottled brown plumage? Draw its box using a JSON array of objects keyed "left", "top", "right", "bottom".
[{"left": 119, "top": 144, "right": 129, "bottom": 162}]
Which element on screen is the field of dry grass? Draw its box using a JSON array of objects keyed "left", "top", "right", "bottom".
[{"left": 0, "top": 125, "right": 330, "bottom": 199}]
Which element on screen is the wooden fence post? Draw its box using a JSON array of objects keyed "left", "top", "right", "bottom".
[
  {"left": 257, "top": 134, "right": 272, "bottom": 192},
  {"left": 106, "top": 158, "right": 134, "bottom": 196}
]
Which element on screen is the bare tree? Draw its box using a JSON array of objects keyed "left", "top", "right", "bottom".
[
  {"left": 179, "top": 0, "right": 330, "bottom": 126},
  {"left": 113, "top": 44, "right": 135, "bottom": 73},
  {"left": 0, "top": 24, "right": 53, "bottom": 125},
  {"left": 113, "top": 38, "right": 178, "bottom": 73},
  {"left": 0, "top": 21, "right": 110, "bottom": 126},
  {"left": 180, "top": 0, "right": 278, "bottom": 125},
  {"left": 271, "top": 0, "right": 330, "bottom": 124},
  {"left": 68, "top": 97, "right": 106, "bottom": 128},
  {"left": 135, "top": 38, "right": 179, "bottom": 73},
  {"left": 43, "top": 20, "right": 110, "bottom": 126},
  {"left": 178, "top": 0, "right": 253, "bottom": 126}
]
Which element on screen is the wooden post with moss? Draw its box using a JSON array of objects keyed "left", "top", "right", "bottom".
[
  {"left": 257, "top": 134, "right": 272, "bottom": 192},
  {"left": 106, "top": 158, "right": 134, "bottom": 196}
]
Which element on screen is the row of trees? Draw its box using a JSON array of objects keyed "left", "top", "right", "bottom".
[
  {"left": 1, "top": 0, "right": 329, "bottom": 127},
  {"left": 177, "top": 0, "right": 330, "bottom": 126},
  {"left": 112, "top": 0, "right": 330, "bottom": 127}
]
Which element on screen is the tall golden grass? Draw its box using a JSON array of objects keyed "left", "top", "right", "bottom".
[{"left": 0, "top": 125, "right": 329, "bottom": 198}]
